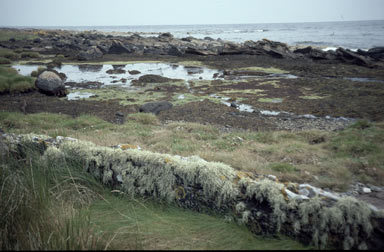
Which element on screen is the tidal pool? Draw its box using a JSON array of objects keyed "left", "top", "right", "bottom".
[{"left": 12, "top": 62, "right": 223, "bottom": 86}]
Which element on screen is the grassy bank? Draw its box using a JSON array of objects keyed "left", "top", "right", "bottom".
[
  {"left": 1, "top": 111, "right": 383, "bottom": 191},
  {"left": 0, "top": 66, "right": 36, "bottom": 93},
  {"left": 0, "top": 139, "right": 308, "bottom": 250}
]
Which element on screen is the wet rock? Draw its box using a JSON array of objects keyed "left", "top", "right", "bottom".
[
  {"left": 36, "top": 71, "right": 67, "bottom": 97},
  {"left": 136, "top": 74, "right": 178, "bottom": 84},
  {"left": 128, "top": 70, "right": 141, "bottom": 75},
  {"left": 336, "top": 48, "right": 374, "bottom": 67},
  {"left": 106, "top": 68, "right": 126, "bottom": 74},
  {"left": 78, "top": 64, "right": 103, "bottom": 72},
  {"left": 139, "top": 101, "right": 173, "bottom": 115},
  {"left": 77, "top": 46, "right": 103, "bottom": 61}
]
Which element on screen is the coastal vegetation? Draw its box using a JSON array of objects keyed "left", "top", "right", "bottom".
[
  {"left": 0, "top": 66, "right": 35, "bottom": 93},
  {"left": 1, "top": 26, "right": 384, "bottom": 249},
  {"left": 0, "top": 135, "right": 308, "bottom": 250},
  {"left": 1, "top": 111, "right": 383, "bottom": 191}
]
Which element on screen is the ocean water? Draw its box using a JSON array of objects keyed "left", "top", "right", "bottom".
[{"left": 10, "top": 20, "right": 384, "bottom": 50}]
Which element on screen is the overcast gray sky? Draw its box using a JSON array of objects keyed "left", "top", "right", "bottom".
[{"left": 0, "top": 0, "right": 383, "bottom": 26}]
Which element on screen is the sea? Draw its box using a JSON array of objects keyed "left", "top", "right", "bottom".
[{"left": 8, "top": 20, "right": 384, "bottom": 50}]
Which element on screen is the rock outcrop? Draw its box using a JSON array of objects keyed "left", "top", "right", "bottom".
[{"left": 1, "top": 28, "right": 383, "bottom": 68}]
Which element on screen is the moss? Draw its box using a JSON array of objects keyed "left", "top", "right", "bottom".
[
  {"left": 259, "top": 80, "right": 280, "bottom": 88},
  {"left": 299, "top": 95, "right": 330, "bottom": 100},
  {"left": 20, "top": 52, "right": 40, "bottom": 59},
  {"left": 268, "top": 162, "right": 297, "bottom": 173},
  {"left": 66, "top": 87, "right": 168, "bottom": 106},
  {"left": 258, "top": 98, "right": 284, "bottom": 103},
  {"left": 235, "top": 66, "right": 288, "bottom": 74}
]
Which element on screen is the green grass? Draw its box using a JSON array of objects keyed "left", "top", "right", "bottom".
[
  {"left": 0, "top": 138, "right": 310, "bottom": 250},
  {"left": 0, "top": 48, "right": 20, "bottom": 60},
  {"left": 89, "top": 194, "right": 308, "bottom": 250},
  {"left": 0, "top": 57, "right": 11, "bottom": 65},
  {"left": 0, "top": 66, "right": 36, "bottom": 93},
  {"left": 0, "top": 29, "right": 38, "bottom": 41}
]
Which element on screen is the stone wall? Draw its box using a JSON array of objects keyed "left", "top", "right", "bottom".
[{"left": 3, "top": 133, "right": 384, "bottom": 249}]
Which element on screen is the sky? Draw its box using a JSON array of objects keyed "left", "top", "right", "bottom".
[{"left": 0, "top": 0, "right": 383, "bottom": 26}]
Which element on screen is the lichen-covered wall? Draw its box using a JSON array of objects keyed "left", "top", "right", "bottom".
[{"left": 4, "top": 134, "right": 384, "bottom": 250}]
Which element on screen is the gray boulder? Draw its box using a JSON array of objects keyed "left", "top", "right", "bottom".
[
  {"left": 77, "top": 46, "right": 103, "bottom": 61},
  {"left": 36, "top": 71, "right": 67, "bottom": 96},
  {"left": 139, "top": 101, "right": 173, "bottom": 115}
]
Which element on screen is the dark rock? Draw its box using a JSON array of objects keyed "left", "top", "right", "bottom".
[
  {"left": 33, "top": 38, "right": 42, "bottom": 43},
  {"left": 230, "top": 102, "right": 238, "bottom": 108},
  {"left": 9, "top": 37, "right": 16, "bottom": 42},
  {"left": 115, "top": 112, "right": 125, "bottom": 124},
  {"left": 35, "top": 71, "right": 67, "bottom": 97},
  {"left": 168, "top": 45, "right": 184, "bottom": 56},
  {"left": 294, "top": 46, "right": 334, "bottom": 60},
  {"left": 365, "top": 47, "right": 384, "bottom": 61},
  {"left": 204, "top": 37, "right": 215, "bottom": 41},
  {"left": 128, "top": 70, "right": 141, "bottom": 75},
  {"left": 181, "top": 36, "right": 195, "bottom": 42},
  {"left": 136, "top": 74, "right": 178, "bottom": 84},
  {"left": 78, "top": 64, "right": 103, "bottom": 72},
  {"left": 158, "top": 32, "right": 174, "bottom": 42},
  {"left": 106, "top": 68, "right": 126, "bottom": 74},
  {"left": 336, "top": 48, "right": 374, "bottom": 67},
  {"left": 108, "top": 40, "right": 133, "bottom": 54},
  {"left": 139, "top": 101, "right": 173, "bottom": 115},
  {"left": 77, "top": 46, "right": 103, "bottom": 61}
]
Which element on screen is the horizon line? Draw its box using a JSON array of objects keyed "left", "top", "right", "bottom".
[{"left": 1, "top": 19, "right": 383, "bottom": 28}]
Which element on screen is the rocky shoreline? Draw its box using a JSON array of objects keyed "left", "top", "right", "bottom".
[{"left": 1, "top": 28, "right": 384, "bottom": 68}]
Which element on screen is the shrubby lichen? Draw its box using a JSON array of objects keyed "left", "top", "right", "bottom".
[{"left": 5, "top": 134, "right": 383, "bottom": 250}]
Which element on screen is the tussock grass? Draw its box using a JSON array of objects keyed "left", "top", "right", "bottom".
[
  {"left": 0, "top": 144, "right": 106, "bottom": 250},
  {"left": 1, "top": 111, "right": 383, "bottom": 190},
  {"left": 0, "top": 66, "right": 35, "bottom": 93}
]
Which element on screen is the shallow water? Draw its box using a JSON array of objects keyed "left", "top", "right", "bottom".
[{"left": 12, "top": 63, "right": 223, "bottom": 86}]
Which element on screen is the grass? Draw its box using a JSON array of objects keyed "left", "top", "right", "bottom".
[
  {"left": 0, "top": 136, "right": 310, "bottom": 250},
  {"left": 0, "top": 48, "right": 20, "bottom": 60},
  {"left": 0, "top": 66, "right": 36, "bottom": 93},
  {"left": 0, "top": 29, "right": 38, "bottom": 41},
  {"left": 1, "top": 112, "right": 383, "bottom": 191}
]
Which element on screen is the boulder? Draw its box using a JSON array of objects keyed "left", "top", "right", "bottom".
[
  {"left": 106, "top": 68, "right": 126, "bottom": 74},
  {"left": 108, "top": 40, "right": 133, "bottom": 54},
  {"left": 35, "top": 71, "right": 67, "bottom": 96},
  {"left": 128, "top": 70, "right": 141, "bottom": 75},
  {"left": 158, "top": 32, "right": 174, "bottom": 42},
  {"left": 139, "top": 101, "right": 173, "bottom": 115},
  {"left": 136, "top": 74, "right": 177, "bottom": 84},
  {"left": 77, "top": 46, "right": 103, "bottom": 61}
]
